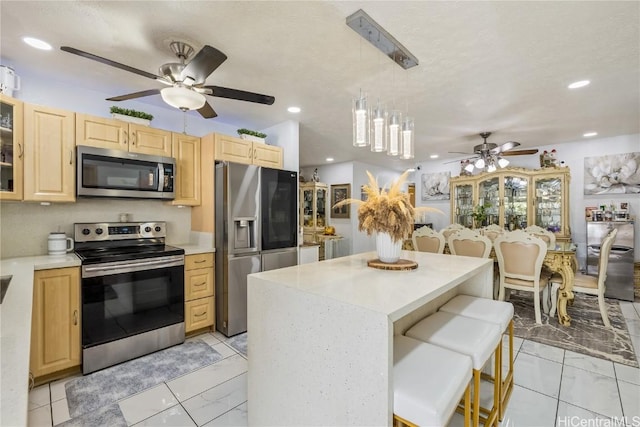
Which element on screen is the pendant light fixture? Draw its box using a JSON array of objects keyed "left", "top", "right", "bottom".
[
  {"left": 352, "top": 90, "right": 370, "bottom": 147},
  {"left": 387, "top": 110, "right": 402, "bottom": 156},
  {"left": 370, "top": 100, "right": 387, "bottom": 152},
  {"left": 400, "top": 116, "right": 414, "bottom": 159}
]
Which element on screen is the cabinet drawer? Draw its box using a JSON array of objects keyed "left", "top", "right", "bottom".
[
  {"left": 185, "top": 267, "right": 214, "bottom": 300},
  {"left": 185, "top": 253, "right": 214, "bottom": 270},
  {"left": 185, "top": 297, "right": 214, "bottom": 332}
]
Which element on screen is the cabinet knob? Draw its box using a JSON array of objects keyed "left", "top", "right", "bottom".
[{"left": 73, "top": 310, "right": 78, "bottom": 325}]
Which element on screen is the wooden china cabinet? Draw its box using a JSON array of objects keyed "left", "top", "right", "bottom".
[
  {"left": 450, "top": 166, "right": 571, "bottom": 242},
  {"left": 299, "top": 182, "right": 328, "bottom": 243}
]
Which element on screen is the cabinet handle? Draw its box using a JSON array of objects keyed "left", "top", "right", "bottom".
[
  {"left": 69, "top": 149, "right": 73, "bottom": 165},
  {"left": 194, "top": 310, "right": 207, "bottom": 317},
  {"left": 131, "top": 133, "right": 135, "bottom": 146},
  {"left": 254, "top": 148, "right": 258, "bottom": 159},
  {"left": 18, "top": 143, "right": 23, "bottom": 159},
  {"left": 123, "top": 130, "right": 128, "bottom": 145},
  {"left": 194, "top": 281, "right": 207, "bottom": 287},
  {"left": 248, "top": 147, "right": 252, "bottom": 159},
  {"left": 194, "top": 259, "right": 206, "bottom": 264},
  {"left": 73, "top": 310, "right": 78, "bottom": 325}
]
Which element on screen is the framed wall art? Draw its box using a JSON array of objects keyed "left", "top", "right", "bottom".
[
  {"left": 421, "top": 172, "right": 451, "bottom": 201},
  {"left": 330, "top": 183, "right": 351, "bottom": 218},
  {"left": 584, "top": 152, "right": 640, "bottom": 195}
]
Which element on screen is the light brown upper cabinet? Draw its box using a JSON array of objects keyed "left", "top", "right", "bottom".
[
  {"left": 76, "top": 113, "right": 172, "bottom": 157},
  {"left": 0, "top": 94, "right": 24, "bottom": 201},
  {"left": 214, "top": 133, "right": 283, "bottom": 169},
  {"left": 172, "top": 133, "right": 201, "bottom": 206},
  {"left": 23, "top": 103, "right": 76, "bottom": 202}
]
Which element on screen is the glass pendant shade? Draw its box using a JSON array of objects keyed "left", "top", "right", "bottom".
[
  {"left": 474, "top": 158, "right": 485, "bottom": 169},
  {"left": 487, "top": 162, "right": 497, "bottom": 173},
  {"left": 464, "top": 163, "right": 475, "bottom": 173},
  {"left": 160, "top": 86, "right": 206, "bottom": 110},
  {"left": 498, "top": 157, "right": 510, "bottom": 168},
  {"left": 387, "top": 110, "right": 401, "bottom": 156},
  {"left": 370, "top": 103, "right": 388, "bottom": 152},
  {"left": 352, "top": 94, "right": 370, "bottom": 147},
  {"left": 400, "top": 117, "right": 414, "bottom": 159}
]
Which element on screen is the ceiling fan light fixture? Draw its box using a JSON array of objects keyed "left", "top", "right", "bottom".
[
  {"left": 487, "top": 163, "right": 497, "bottom": 173},
  {"left": 498, "top": 157, "right": 510, "bottom": 168},
  {"left": 161, "top": 86, "right": 206, "bottom": 110},
  {"left": 464, "top": 163, "right": 475, "bottom": 173},
  {"left": 474, "top": 158, "right": 485, "bottom": 169}
]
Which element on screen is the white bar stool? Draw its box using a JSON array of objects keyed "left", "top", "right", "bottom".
[
  {"left": 393, "top": 335, "right": 472, "bottom": 427},
  {"left": 438, "top": 295, "right": 515, "bottom": 420},
  {"left": 405, "top": 311, "right": 502, "bottom": 427}
]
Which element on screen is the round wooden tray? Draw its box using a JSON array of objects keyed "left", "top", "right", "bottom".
[{"left": 367, "top": 258, "right": 418, "bottom": 270}]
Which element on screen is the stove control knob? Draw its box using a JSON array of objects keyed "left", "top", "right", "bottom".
[
  {"left": 154, "top": 226, "right": 161, "bottom": 232},
  {"left": 82, "top": 228, "right": 91, "bottom": 235},
  {"left": 95, "top": 228, "right": 103, "bottom": 235},
  {"left": 145, "top": 226, "right": 152, "bottom": 233}
]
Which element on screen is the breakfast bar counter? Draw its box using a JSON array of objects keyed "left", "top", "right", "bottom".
[{"left": 247, "top": 250, "right": 493, "bottom": 426}]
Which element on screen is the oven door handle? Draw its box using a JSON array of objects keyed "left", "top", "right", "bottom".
[{"left": 82, "top": 255, "right": 184, "bottom": 277}]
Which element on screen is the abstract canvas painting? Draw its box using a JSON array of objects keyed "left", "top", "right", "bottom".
[
  {"left": 421, "top": 172, "right": 450, "bottom": 201},
  {"left": 584, "top": 152, "right": 640, "bottom": 195}
]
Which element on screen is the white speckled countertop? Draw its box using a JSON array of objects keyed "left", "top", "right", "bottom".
[
  {"left": 0, "top": 254, "right": 81, "bottom": 427},
  {"left": 172, "top": 244, "right": 215, "bottom": 255}
]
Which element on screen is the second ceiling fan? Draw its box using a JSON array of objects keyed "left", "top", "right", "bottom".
[
  {"left": 61, "top": 41, "right": 275, "bottom": 119},
  {"left": 448, "top": 132, "right": 538, "bottom": 172}
]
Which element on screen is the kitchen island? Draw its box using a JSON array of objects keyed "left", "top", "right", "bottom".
[{"left": 247, "top": 250, "right": 493, "bottom": 426}]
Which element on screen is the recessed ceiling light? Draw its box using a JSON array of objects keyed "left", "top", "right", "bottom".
[
  {"left": 326, "top": 157, "right": 334, "bottom": 162},
  {"left": 568, "top": 80, "right": 590, "bottom": 89},
  {"left": 429, "top": 154, "right": 439, "bottom": 159},
  {"left": 23, "top": 37, "right": 52, "bottom": 50},
  {"left": 287, "top": 106, "right": 301, "bottom": 113},
  {"left": 583, "top": 132, "right": 598, "bottom": 137}
]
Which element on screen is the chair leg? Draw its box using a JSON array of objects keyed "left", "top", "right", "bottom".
[
  {"left": 549, "top": 283, "right": 559, "bottom": 318},
  {"left": 533, "top": 290, "right": 542, "bottom": 325},
  {"left": 542, "top": 286, "right": 550, "bottom": 314},
  {"left": 498, "top": 282, "right": 505, "bottom": 302},
  {"left": 598, "top": 292, "right": 611, "bottom": 328}
]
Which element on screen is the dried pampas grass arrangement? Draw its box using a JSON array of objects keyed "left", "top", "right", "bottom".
[{"left": 333, "top": 170, "right": 442, "bottom": 242}]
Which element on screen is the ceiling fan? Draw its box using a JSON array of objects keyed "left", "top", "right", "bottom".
[
  {"left": 446, "top": 132, "right": 539, "bottom": 172},
  {"left": 60, "top": 41, "right": 275, "bottom": 119}
]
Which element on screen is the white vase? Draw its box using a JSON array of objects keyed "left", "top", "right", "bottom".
[
  {"left": 240, "top": 134, "right": 266, "bottom": 144},
  {"left": 376, "top": 232, "right": 402, "bottom": 263},
  {"left": 111, "top": 113, "right": 151, "bottom": 126}
]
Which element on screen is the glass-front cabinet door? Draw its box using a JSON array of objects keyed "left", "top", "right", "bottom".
[
  {"left": 477, "top": 177, "right": 500, "bottom": 227},
  {"left": 315, "top": 186, "right": 327, "bottom": 228},
  {"left": 299, "top": 182, "right": 328, "bottom": 242},
  {"left": 533, "top": 170, "right": 570, "bottom": 241},
  {"left": 502, "top": 175, "right": 529, "bottom": 230},
  {"left": 301, "top": 186, "right": 314, "bottom": 228},
  {"left": 452, "top": 183, "right": 474, "bottom": 228},
  {"left": 0, "top": 94, "right": 23, "bottom": 200}
]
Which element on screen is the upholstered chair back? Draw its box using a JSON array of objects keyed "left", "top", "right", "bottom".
[
  {"left": 448, "top": 228, "right": 492, "bottom": 259},
  {"left": 412, "top": 226, "right": 446, "bottom": 254}
]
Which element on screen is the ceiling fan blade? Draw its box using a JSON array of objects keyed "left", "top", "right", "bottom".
[
  {"left": 448, "top": 151, "right": 474, "bottom": 155},
  {"left": 204, "top": 86, "right": 275, "bottom": 105},
  {"left": 500, "top": 149, "right": 539, "bottom": 156},
  {"left": 197, "top": 101, "right": 217, "bottom": 119},
  {"left": 181, "top": 45, "right": 227, "bottom": 85},
  {"left": 61, "top": 46, "right": 161, "bottom": 81},
  {"left": 106, "top": 89, "right": 161, "bottom": 101},
  {"left": 490, "top": 141, "right": 521, "bottom": 154}
]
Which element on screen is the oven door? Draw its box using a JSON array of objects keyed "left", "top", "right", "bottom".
[{"left": 81, "top": 255, "right": 184, "bottom": 349}]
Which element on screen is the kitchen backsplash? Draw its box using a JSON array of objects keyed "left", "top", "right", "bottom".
[{"left": 0, "top": 199, "right": 192, "bottom": 258}]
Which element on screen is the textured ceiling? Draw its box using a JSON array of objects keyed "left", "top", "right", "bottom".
[{"left": 1, "top": 1, "right": 638, "bottom": 170}]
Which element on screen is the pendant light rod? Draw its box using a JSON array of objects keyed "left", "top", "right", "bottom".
[{"left": 346, "top": 9, "right": 419, "bottom": 70}]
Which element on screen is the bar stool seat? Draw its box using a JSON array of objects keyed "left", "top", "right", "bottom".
[
  {"left": 405, "top": 311, "right": 502, "bottom": 427},
  {"left": 438, "top": 295, "right": 515, "bottom": 420},
  {"left": 394, "top": 335, "right": 472, "bottom": 427}
]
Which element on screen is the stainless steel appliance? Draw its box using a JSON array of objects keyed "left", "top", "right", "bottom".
[
  {"left": 586, "top": 221, "right": 635, "bottom": 301},
  {"left": 215, "top": 162, "right": 298, "bottom": 337},
  {"left": 76, "top": 145, "right": 176, "bottom": 200},
  {"left": 74, "top": 221, "right": 185, "bottom": 374}
]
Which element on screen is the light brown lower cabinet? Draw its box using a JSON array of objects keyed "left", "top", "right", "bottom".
[
  {"left": 30, "top": 267, "right": 81, "bottom": 378},
  {"left": 184, "top": 253, "right": 215, "bottom": 333}
]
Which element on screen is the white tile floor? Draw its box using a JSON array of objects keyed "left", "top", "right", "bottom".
[{"left": 27, "top": 302, "right": 640, "bottom": 427}]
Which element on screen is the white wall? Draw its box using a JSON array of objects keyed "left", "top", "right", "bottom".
[
  {"left": 414, "top": 133, "right": 640, "bottom": 265},
  {"left": 262, "top": 120, "right": 299, "bottom": 172},
  {"left": 0, "top": 199, "right": 191, "bottom": 258}
]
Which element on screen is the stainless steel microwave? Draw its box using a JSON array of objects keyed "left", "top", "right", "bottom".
[{"left": 76, "top": 145, "right": 175, "bottom": 200}]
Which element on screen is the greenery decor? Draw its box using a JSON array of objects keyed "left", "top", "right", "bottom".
[
  {"left": 471, "top": 202, "right": 491, "bottom": 226},
  {"left": 110, "top": 106, "right": 154, "bottom": 121},
  {"left": 333, "top": 171, "right": 442, "bottom": 242},
  {"left": 237, "top": 128, "right": 267, "bottom": 139}
]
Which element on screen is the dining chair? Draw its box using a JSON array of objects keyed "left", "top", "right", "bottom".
[
  {"left": 448, "top": 228, "right": 492, "bottom": 259},
  {"left": 549, "top": 228, "right": 618, "bottom": 328},
  {"left": 524, "top": 225, "right": 556, "bottom": 250},
  {"left": 441, "top": 223, "right": 467, "bottom": 241},
  {"left": 481, "top": 224, "right": 505, "bottom": 243},
  {"left": 495, "top": 230, "right": 550, "bottom": 325},
  {"left": 412, "top": 226, "right": 446, "bottom": 254}
]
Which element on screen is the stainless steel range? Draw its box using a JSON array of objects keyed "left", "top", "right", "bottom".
[{"left": 74, "top": 221, "right": 185, "bottom": 374}]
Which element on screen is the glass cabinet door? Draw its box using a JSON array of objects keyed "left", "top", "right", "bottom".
[
  {"left": 302, "top": 188, "right": 313, "bottom": 227},
  {"left": 0, "top": 95, "right": 23, "bottom": 200},
  {"left": 316, "top": 187, "right": 327, "bottom": 228},
  {"left": 534, "top": 177, "right": 563, "bottom": 234},
  {"left": 503, "top": 175, "right": 529, "bottom": 230},
  {"left": 478, "top": 177, "right": 499, "bottom": 226},
  {"left": 453, "top": 183, "right": 474, "bottom": 228}
]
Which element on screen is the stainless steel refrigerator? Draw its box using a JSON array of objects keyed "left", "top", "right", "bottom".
[
  {"left": 586, "top": 221, "right": 635, "bottom": 301},
  {"left": 215, "top": 162, "right": 298, "bottom": 337}
]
